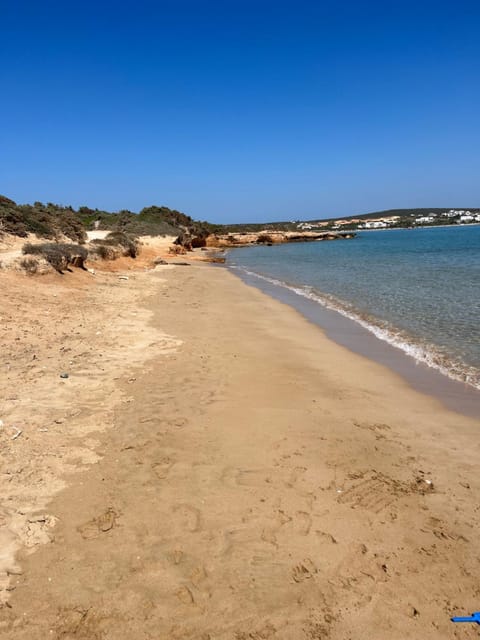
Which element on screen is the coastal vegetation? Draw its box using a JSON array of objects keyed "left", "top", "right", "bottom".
[
  {"left": 22, "top": 242, "right": 88, "bottom": 273},
  {"left": 0, "top": 195, "right": 218, "bottom": 242},
  {"left": 19, "top": 232, "right": 140, "bottom": 273},
  {"left": 1, "top": 194, "right": 479, "bottom": 248},
  {"left": 0, "top": 196, "right": 87, "bottom": 242},
  {"left": 89, "top": 231, "right": 139, "bottom": 259},
  {"left": 76, "top": 204, "right": 218, "bottom": 238}
]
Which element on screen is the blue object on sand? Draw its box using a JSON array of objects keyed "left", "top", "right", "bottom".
[{"left": 451, "top": 612, "right": 480, "bottom": 625}]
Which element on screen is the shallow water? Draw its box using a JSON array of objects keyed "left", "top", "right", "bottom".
[{"left": 227, "top": 225, "right": 480, "bottom": 390}]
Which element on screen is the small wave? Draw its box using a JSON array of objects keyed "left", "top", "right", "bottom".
[{"left": 230, "top": 265, "right": 480, "bottom": 390}]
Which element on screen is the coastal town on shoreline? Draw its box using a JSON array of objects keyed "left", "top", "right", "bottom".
[{"left": 296, "top": 209, "right": 480, "bottom": 232}]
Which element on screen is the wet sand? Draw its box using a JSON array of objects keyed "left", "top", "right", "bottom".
[
  {"left": 1, "top": 263, "right": 480, "bottom": 639},
  {"left": 235, "top": 268, "right": 480, "bottom": 419}
]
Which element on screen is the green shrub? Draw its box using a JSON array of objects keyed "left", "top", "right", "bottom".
[
  {"left": 20, "top": 257, "right": 39, "bottom": 274},
  {"left": 22, "top": 242, "right": 88, "bottom": 272},
  {"left": 105, "top": 231, "right": 139, "bottom": 257},
  {"left": 91, "top": 244, "right": 115, "bottom": 260},
  {"left": 90, "top": 231, "right": 139, "bottom": 259}
]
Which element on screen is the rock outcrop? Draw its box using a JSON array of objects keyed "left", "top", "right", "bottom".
[{"left": 204, "top": 230, "right": 355, "bottom": 248}]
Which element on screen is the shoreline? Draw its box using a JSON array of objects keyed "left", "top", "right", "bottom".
[
  {"left": 229, "top": 264, "right": 480, "bottom": 419},
  {"left": 2, "top": 262, "right": 480, "bottom": 639},
  {"left": 355, "top": 222, "right": 480, "bottom": 231}
]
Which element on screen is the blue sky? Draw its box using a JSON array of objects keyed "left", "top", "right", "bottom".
[{"left": 1, "top": 1, "right": 480, "bottom": 223}]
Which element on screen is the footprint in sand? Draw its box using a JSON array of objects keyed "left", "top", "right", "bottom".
[
  {"left": 220, "top": 526, "right": 256, "bottom": 555},
  {"left": 237, "top": 469, "right": 275, "bottom": 487},
  {"left": 78, "top": 508, "right": 117, "bottom": 540},
  {"left": 291, "top": 558, "right": 318, "bottom": 583},
  {"left": 168, "top": 548, "right": 185, "bottom": 565},
  {"left": 189, "top": 565, "right": 207, "bottom": 587},
  {"left": 295, "top": 511, "right": 312, "bottom": 536},
  {"left": 172, "top": 417, "right": 188, "bottom": 429},
  {"left": 285, "top": 466, "right": 307, "bottom": 488},
  {"left": 316, "top": 531, "right": 338, "bottom": 544},
  {"left": 175, "top": 585, "right": 194, "bottom": 604},
  {"left": 152, "top": 456, "right": 174, "bottom": 480},
  {"left": 221, "top": 467, "right": 275, "bottom": 488},
  {"left": 172, "top": 504, "right": 201, "bottom": 533},
  {"left": 249, "top": 553, "right": 276, "bottom": 567},
  {"left": 261, "top": 527, "right": 278, "bottom": 547},
  {"left": 354, "top": 421, "right": 391, "bottom": 433},
  {"left": 276, "top": 509, "right": 292, "bottom": 526}
]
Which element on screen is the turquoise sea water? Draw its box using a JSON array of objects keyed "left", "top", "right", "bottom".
[{"left": 227, "top": 226, "right": 480, "bottom": 389}]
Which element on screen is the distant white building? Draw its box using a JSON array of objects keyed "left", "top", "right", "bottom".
[
  {"left": 364, "top": 220, "right": 388, "bottom": 229},
  {"left": 459, "top": 214, "right": 475, "bottom": 223},
  {"left": 415, "top": 216, "right": 435, "bottom": 224}
]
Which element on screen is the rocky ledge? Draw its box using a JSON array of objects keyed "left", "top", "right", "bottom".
[{"left": 204, "top": 230, "right": 355, "bottom": 248}]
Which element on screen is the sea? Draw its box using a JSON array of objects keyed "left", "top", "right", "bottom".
[{"left": 226, "top": 225, "right": 480, "bottom": 414}]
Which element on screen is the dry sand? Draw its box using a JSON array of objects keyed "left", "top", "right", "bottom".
[{"left": 1, "top": 259, "right": 480, "bottom": 639}]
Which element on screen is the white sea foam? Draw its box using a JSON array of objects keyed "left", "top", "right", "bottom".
[{"left": 231, "top": 265, "right": 480, "bottom": 390}]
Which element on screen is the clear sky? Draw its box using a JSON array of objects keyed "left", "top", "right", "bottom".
[{"left": 2, "top": 1, "right": 480, "bottom": 223}]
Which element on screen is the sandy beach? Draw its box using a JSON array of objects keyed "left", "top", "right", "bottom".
[{"left": 1, "top": 260, "right": 480, "bottom": 639}]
